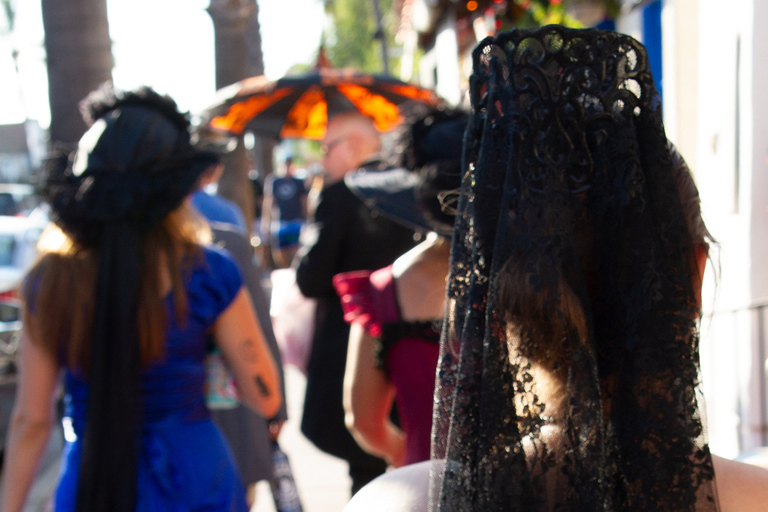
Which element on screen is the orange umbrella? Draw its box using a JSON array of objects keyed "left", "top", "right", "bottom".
[{"left": 202, "top": 67, "right": 442, "bottom": 140}]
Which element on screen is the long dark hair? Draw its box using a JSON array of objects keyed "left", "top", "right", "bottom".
[{"left": 27, "top": 85, "right": 218, "bottom": 512}]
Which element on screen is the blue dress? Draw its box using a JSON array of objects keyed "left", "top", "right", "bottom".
[{"left": 54, "top": 246, "right": 249, "bottom": 512}]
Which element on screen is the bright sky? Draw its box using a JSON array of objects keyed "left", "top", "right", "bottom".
[{"left": 0, "top": 0, "right": 325, "bottom": 127}]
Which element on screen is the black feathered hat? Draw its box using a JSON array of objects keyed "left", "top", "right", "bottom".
[{"left": 41, "top": 85, "right": 219, "bottom": 245}]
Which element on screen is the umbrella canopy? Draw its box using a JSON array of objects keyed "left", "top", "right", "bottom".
[{"left": 202, "top": 67, "right": 442, "bottom": 140}]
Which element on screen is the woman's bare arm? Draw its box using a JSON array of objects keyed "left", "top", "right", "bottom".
[
  {"left": 343, "top": 323, "right": 406, "bottom": 467},
  {"left": 213, "top": 287, "right": 282, "bottom": 419},
  {"left": 1, "top": 322, "right": 59, "bottom": 512}
]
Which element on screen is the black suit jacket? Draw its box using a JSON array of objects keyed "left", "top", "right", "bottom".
[{"left": 295, "top": 163, "right": 418, "bottom": 468}]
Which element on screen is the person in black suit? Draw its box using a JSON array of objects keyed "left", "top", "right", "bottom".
[{"left": 295, "top": 111, "right": 419, "bottom": 495}]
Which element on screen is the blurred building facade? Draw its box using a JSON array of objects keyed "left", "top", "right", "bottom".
[
  {"left": 0, "top": 121, "right": 45, "bottom": 183},
  {"left": 686, "top": 0, "right": 768, "bottom": 460},
  {"left": 393, "top": 0, "right": 620, "bottom": 106},
  {"left": 395, "top": 0, "right": 768, "bottom": 459}
]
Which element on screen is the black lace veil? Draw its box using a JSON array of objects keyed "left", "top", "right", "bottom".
[{"left": 430, "top": 26, "right": 719, "bottom": 511}]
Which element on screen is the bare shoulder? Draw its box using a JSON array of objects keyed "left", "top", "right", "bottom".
[
  {"left": 342, "top": 456, "right": 768, "bottom": 511},
  {"left": 713, "top": 454, "right": 768, "bottom": 512},
  {"left": 392, "top": 242, "right": 433, "bottom": 278},
  {"left": 392, "top": 241, "right": 450, "bottom": 322},
  {"left": 344, "top": 460, "right": 437, "bottom": 512}
]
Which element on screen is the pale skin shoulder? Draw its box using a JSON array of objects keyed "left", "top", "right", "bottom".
[
  {"left": 343, "top": 460, "right": 435, "bottom": 512},
  {"left": 392, "top": 234, "right": 450, "bottom": 322},
  {"left": 343, "top": 457, "right": 768, "bottom": 512}
]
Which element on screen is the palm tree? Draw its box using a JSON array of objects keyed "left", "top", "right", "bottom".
[
  {"left": 1, "top": 0, "right": 25, "bottom": 115},
  {"left": 41, "top": 0, "right": 113, "bottom": 145},
  {"left": 324, "top": 0, "right": 396, "bottom": 74},
  {"left": 208, "top": 0, "right": 272, "bottom": 236}
]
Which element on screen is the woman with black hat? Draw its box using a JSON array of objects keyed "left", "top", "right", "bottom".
[
  {"left": 1, "top": 85, "right": 281, "bottom": 512},
  {"left": 333, "top": 110, "right": 466, "bottom": 468}
]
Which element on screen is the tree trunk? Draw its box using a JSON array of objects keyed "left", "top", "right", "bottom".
[
  {"left": 208, "top": 0, "right": 274, "bottom": 237},
  {"left": 245, "top": 0, "right": 275, "bottom": 187},
  {"left": 41, "top": 0, "right": 113, "bottom": 145}
]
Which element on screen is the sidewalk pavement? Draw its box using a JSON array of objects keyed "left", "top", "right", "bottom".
[{"left": 252, "top": 365, "right": 351, "bottom": 512}]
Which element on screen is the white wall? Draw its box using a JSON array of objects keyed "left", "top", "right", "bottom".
[
  {"left": 661, "top": 0, "right": 699, "bottom": 170},
  {"left": 745, "top": 0, "right": 768, "bottom": 454},
  {"left": 615, "top": 6, "right": 643, "bottom": 42},
  {"left": 693, "top": 0, "right": 768, "bottom": 457},
  {"left": 434, "top": 14, "right": 462, "bottom": 106},
  {"left": 416, "top": 13, "right": 464, "bottom": 107}
]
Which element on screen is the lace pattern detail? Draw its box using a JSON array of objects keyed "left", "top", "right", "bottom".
[{"left": 430, "top": 26, "right": 719, "bottom": 512}]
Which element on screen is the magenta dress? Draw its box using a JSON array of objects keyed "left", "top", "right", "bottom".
[{"left": 333, "top": 265, "right": 440, "bottom": 465}]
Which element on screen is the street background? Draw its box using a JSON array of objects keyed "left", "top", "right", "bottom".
[{"left": 252, "top": 365, "right": 351, "bottom": 512}]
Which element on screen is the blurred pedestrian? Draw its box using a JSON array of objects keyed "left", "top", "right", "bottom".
[
  {"left": 191, "top": 162, "right": 248, "bottom": 234},
  {"left": 295, "top": 110, "right": 420, "bottom": 495},
  {"left": 1, "top": 85, "right": 281, "bottom": 512},
  {"left": 261, "top": 155, "right": 308, "bottom": 269}
]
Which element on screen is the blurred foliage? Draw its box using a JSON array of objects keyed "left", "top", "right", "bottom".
[
  {"left": 284, "top": 61, "right": 313, "bottom": 76},
  {"left": 1, "top": 0, "right": 15, "bottom": 34},
  {"left": 282, "top": 138, "right": 323, "bottom": 167},
  {"left": 503, "top": 0, "right": 621, "bottom": 29},
  {"left": 322, "top": 0, "right": 398, "bottom": 75},
  {"left": 596, "top": 0, "right": 621, "bottom": 18},
  {"left": 507, "top": 0, "right": 585, "bottom": 28},
  {"left": 321, "top": 0, "right": 621, "bottom": 75}
]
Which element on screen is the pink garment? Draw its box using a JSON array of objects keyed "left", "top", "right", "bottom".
[{"left": 333, "top": 266, "right": 440, "bottom": 466}]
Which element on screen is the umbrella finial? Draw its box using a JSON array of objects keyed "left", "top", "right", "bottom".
[{"left": 314, "top": 44, "right": 333, "bottom": 70}]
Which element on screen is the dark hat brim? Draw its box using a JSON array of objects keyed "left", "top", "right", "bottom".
[{"left": 345, "top": 167, "right": 432, "bottom": 234}]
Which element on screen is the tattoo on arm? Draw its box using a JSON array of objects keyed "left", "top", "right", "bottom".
[
  {"left": 240, "top": 338, "right": 258, "bottom": 363},
  {"left": 255, "top": 375, "right": 271, "bottom": 397}
]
